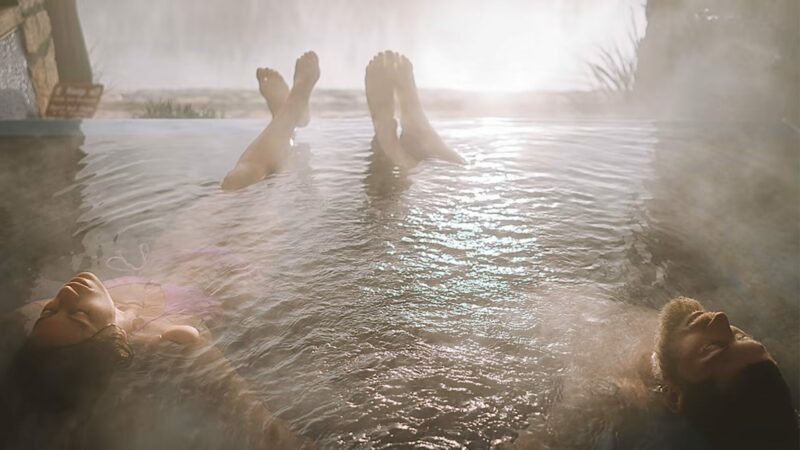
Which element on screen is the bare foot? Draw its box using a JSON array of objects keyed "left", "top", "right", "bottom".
[
  {"left": 256, "top": 67, "right": 289, "bottom": 118},
  {"left": 221, "top": 52, "right": 319, "bottom": 192},
  {"left": 366, "top": 51, "right": 396, "bottom": 125},
  {"left": 365, "top": 51, "right": 416, "bottom": 169},
  {"left": 291, "top": 51, "right": 319, "bottom": 127},
  {"left": 394, "top": 53, "right": 465, "bottom": 164}
]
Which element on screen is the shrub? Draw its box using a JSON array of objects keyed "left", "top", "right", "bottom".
[{"left": 137, "top": 100, "right": 223, "bottom": 119}]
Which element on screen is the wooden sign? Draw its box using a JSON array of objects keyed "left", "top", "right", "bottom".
[{"left": 45, "top": 83, "right": 104, "bottom": 119}]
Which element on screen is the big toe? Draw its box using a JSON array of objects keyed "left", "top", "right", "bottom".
[
  {"left": 295, "top": 52, "right": 320, "bottom": 87},
  {"left": 367, "top": 53, "right": 381, "bottom": 71},
  {"left": 297, "top": 51, "right": 319, "bottom": 71},
  {"left": 367, "top": 51, "right": 390, "bottom": 83},
  {"left": 395, "top": 54, "right": 414, "bottom": 82},
  {"left": 397, "top": 54, "right": 413, "bottom": 72},
  {"left": 369, "top": 50, "right": 400, "bottom": 76},
  {"left": 383, "top": 50, "right": 398, "bottom": 69},
  {"left": 304, "top": 50, "right": 319, "bottom": 62}
]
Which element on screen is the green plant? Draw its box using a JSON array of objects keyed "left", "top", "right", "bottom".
[
  {"left": 586, "top": 9, "right": 643, "bottom": 94},
  {"left": 137, "top": 100, "right": 223, "bottom": 119}
]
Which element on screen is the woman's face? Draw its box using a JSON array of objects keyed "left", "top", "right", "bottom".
[{"left": 29, "top": 272, "right": 118, "bottom": 348}]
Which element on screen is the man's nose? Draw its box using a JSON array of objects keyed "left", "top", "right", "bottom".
[{"left": 708, "top": 312, "right": 734, "bottom": 341}]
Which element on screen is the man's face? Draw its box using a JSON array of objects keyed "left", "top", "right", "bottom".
[{"left": 668, "top": 308, "right": 774, "bottom": 387}]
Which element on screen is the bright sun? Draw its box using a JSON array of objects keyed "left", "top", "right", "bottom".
[
  {"left": 79, "top": 0, "right": 645, "bottom": 92},
  {"left": 409, "top": 0, "right": 644, "bottom": 92}
]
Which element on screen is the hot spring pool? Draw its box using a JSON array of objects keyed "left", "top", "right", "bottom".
[{"left": 1, "top": 118, "right": 797, "bottom": 448}]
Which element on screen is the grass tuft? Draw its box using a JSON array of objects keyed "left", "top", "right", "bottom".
[
  {"left": 137, "top": 100, "right": 223, "bottom": 119},
  {"left": 586, "top": 8, "right": 643, "bottom": 95}
]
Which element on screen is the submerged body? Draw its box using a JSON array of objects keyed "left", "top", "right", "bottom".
[
  {"left": 1, "top": 79, "right": 797, "bottom": 447},
  {"left": 1, "top": 271, "right": 312, "bottom": 449},
  {"left": 509, "top": 297, "right": 798, "bottom": 450}
]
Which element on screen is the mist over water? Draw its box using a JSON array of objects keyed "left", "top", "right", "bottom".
[
  {"left": 1, "top": 0, "right": 797, "bottom": 447},
  {"left": 1, "top": 119, "right": 796, "bottom": 448},
  {"left": 77, "top": 0, "right": 645, "bottom": 91}
]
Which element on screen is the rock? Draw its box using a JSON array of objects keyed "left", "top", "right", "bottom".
[
  {"left": 21, "top": 9, "right": 51, "bottom": 55},
  {"left": 29, "top": 42, "right": 59, "bottom": 114},
  {"left": 0, "top": 6, "right": 23, "bottom": 38},
  {"left": 18, "top": 0, "right": 46, "bottom": 17}
]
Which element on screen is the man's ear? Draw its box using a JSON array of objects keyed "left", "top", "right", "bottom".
[{"left": 661, "top": 383, "right": 684, "bottom": 413}]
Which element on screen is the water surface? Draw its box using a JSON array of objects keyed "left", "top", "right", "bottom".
[{"left": 1, "top": 118, "right": 796, "bottom": 448}]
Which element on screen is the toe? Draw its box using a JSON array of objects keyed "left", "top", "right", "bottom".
[
  {"left": 301, "top": 51, "right": 318, "bottom": 65},
  {"left": 400, "top": 55, "right": 412, "bottom": 70}
]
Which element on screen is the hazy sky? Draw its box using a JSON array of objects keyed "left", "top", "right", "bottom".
[{"left": 78, "top": 0, "right": 646, "bottom": 91}]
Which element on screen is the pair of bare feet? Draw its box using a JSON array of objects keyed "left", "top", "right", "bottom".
[
  {"left": 223, "top": 50, "right": 463, "bottom": 191},
  {"left": 365, "top": 51, "right": 466, "bottom": 168},
  {"left": 222, "top": 51, "right": 320, "bottom": 191}
]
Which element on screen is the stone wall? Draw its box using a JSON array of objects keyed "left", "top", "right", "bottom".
[
  {"left": 0, "top": 28, "right": 37, "bottom": 119},
  {"left": 0, "top": 0, "right": 59, "bottom": 117},
  {"left": 634, "top": 0, "right": 799, "bottom": 121}
]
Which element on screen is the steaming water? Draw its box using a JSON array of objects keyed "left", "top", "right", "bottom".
[
  {"left": 77, "top": 0, "right": 645, "bottom": 91},
  {"left": 1, "top": 118, "right": 797, "bottom": 448}
]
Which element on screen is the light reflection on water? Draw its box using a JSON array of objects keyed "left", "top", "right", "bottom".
[{"left": 1, "top": 118, "right": 796, "bottom": 448}]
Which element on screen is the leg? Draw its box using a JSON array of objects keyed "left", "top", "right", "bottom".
[
  {"left": 394, "top": 54, "right": 465, "bottom": 164},
  {"left": 365, "top": 51, "right": 417, "bottom": 170},
  {"left": 222, "top": 52, "right": 320, "bottom": 191}
]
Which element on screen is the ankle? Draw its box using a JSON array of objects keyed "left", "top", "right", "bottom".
[{"left": 373, "top": 117, "right": 398, "bottom": 133}]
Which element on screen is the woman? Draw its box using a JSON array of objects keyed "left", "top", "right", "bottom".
[
  {"left": 0, "top": 51, "right": 326, "bottom": 448},
  {"left": 0, "top": 272, "right": 312, "bottom": 449}
]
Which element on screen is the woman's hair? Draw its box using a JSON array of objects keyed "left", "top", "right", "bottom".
[
  {"left": 5, "top": 324, "right": 133, "bottom": 414},
  {"left": 0, "top": 324, "right": 133, "bottom": 448}
]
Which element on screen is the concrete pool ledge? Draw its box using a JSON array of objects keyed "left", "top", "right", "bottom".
[{"left": 0, "top": 119, "right": 83, "bottom": 136}]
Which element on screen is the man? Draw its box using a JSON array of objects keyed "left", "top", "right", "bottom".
[
  {"left": 652, "top": 297, "right": 799, "bottom": 449},
  {"left": 508, "top": 296, "right": 798, "bottom": 450}
]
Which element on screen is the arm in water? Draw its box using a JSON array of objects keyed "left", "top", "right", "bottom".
[{"left": 178, "top": 340, "right": 315, "bottom": 449}]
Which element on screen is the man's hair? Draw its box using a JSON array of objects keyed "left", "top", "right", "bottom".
[
  {"left": 682, "top": 360, "right": 800, "bottom": 450},
  {"left": 653, "top": 296, "right": 704, "bottom": 384},
  {"left": 653, "top": 299, "right": 800, "bottom": 448},
  {"left": 4, "top": 324, "right": 133, "bottom": 413}
]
